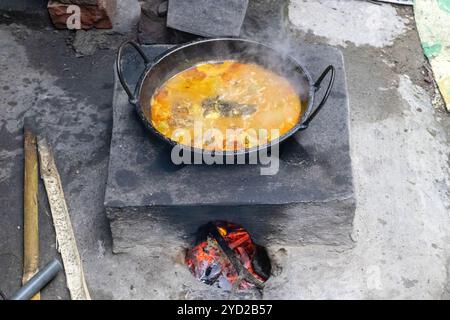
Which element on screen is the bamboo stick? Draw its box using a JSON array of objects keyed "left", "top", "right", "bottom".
[
  {"left": 37, "top": 137, "right": 91, "bottom": 300},
  {"left": 23, "top": 129, "right": 40, "bottom": 300}
]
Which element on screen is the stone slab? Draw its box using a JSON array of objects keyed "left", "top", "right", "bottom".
[
  {"left": 105, "top": 43, "right": 355, "bottom": 252},
  {"left": 166, "top": 0, "right": 249, "bottom": 37},
  {"left": 138, "top": 0, "right": 199, "bottom": 44}
]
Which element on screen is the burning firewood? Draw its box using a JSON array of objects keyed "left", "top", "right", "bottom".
[{"left": 186, "top": 221, "right": 271, "bottom": 291}]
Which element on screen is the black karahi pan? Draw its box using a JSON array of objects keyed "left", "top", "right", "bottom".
[{"left": 116, "top": 38, "right": 335, "bottom": 157}]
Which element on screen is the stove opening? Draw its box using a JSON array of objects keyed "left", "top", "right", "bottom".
[{"left": 186, "top": 221, "right": 271, "bottom": 291}]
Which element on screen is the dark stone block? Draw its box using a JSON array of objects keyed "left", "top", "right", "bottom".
[
  {"left": 0, "top": 0, "right": 47, "bottom": 12},
  {"left": 166, "top": 0, "right": 249, "bottom": 37},
  {"left": 138, "top": 0, "right": 198, "bottom": 44},
  {"left": 105, "top": 43, "right": 355, "bottom": 252}
]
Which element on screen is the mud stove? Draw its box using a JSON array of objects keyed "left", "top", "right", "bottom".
[{"left": 104, "top": 43, "right": 355, "bottom": 254}]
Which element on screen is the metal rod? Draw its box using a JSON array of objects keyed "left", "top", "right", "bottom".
[{"left": 11, "top": 259, "right": 62, "bottom": 300}]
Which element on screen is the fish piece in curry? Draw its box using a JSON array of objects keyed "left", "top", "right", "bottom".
[{"left": 150, "top": 60, "right": 302, "bottom": 151}]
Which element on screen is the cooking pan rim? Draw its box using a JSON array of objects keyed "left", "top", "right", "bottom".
[{"left": 134, "top": 37, "right": 318, "bottom": 157}]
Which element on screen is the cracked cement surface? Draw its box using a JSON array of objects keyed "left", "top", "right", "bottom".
[
  {"left": 268, "top": 0, "right": 450, "bottom": 299},
  {"left": 289, "top": 0, "right": 409, "bottom": 47},
  {"left": 1, "top": 0, "right": 449, "bottom": 299}
]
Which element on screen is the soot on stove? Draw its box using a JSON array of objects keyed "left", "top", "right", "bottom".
[{"left": 186, "top": 221, "right": 271, "bottom": 290}]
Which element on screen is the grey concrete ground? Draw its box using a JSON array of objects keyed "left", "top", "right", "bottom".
[{"left": 0, "top": 0, "right": 449, "bottom": 299}]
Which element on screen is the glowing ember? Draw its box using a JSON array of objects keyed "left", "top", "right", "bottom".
[{"left": 186, "top": 221, "right": 270, "bottom": 290}]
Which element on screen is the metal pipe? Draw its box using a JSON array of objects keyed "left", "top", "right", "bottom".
[{"left": 11, "top": 259, "right": 63, "bottom": 300}]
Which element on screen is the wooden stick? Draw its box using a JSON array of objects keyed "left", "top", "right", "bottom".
[
  {"left": 209, "top": 225, "right": 265, "bottom": 289},
  {"left": 37, "top": 137, "right": 91, "bottom": 300},
  {"left": 23, "top": 129, "right": 40, "bottom": 300}
]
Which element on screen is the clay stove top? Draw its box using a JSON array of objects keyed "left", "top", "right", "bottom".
[{"left": 104, "top": 43, "right": 355, "bottom": 252}]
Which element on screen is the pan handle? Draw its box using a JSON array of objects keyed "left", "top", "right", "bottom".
[
  {"left": 301, "top": 65, "right": 335, "bottom": 128},
  {"left": 116, "top": 41, "right": 152, "bottom": 104}
]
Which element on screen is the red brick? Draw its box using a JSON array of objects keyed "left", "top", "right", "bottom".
[{"left": 47, "top": 0, "right": 116, "bottom": 30}]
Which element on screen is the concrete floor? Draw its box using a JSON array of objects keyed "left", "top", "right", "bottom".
[{"left": 0, "top": 0, "right": 449, "bottom": 299}]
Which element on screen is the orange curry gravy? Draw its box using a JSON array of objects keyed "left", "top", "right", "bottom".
[{"left": 150, "top": 60, "right": 302, "bottom": 151}]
